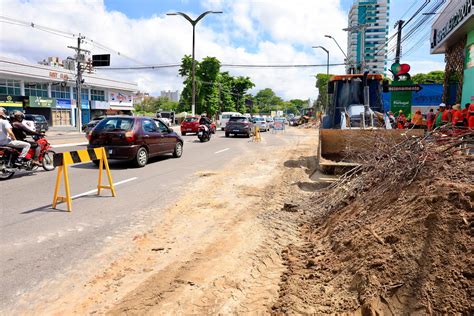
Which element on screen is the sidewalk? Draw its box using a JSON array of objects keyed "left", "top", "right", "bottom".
[{"left": 45, "top": 127, "right": 87, "bottom": 146}]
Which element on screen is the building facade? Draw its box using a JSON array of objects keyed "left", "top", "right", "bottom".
[
  {"left": 0, "top": 56, "right": 138, "bottom": 127},
  {"left": 160, "top": 90, "right": 179, "bottom": 102},
  {"left": 346, "top": 0, "right": 390, "bottom": 74},
  {"left": 431, "top": 0, "right": 474, "bottom": 105}
]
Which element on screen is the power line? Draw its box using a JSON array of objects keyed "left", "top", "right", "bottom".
[{"left": 98, "top": 63, "right": 346, "bottom": 71}]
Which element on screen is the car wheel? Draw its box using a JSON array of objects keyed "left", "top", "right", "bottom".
[
  {"left": 225, "top": 132, "right": 229, "bottom": 137},
  {"left": 221, "top": 128, "right": 224, "bottom": 131},
  {"left": 246, "top": 133, "right": 250, "bottom": 138},
  {"left": 181, "top": 132, "right": 186, "bottom": 136},
  {"left": 134, "top": 147, "right": 148, "bottom": 168},
  {"left": 173, "top": 142, "right": 183, "bottom": 158},
  {"left": 92, "top": 160, "right": 100, "bottom": 166}
]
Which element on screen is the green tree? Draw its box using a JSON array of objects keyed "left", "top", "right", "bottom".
[
  {"left": 217, "top": 72, "right": 236, "bottom": 112},
  {"left": 231, "top": 76, "right": 255, "bottom": 113},
  {"left": 315, "top": 73, "right": 332, "bottom": 111},
  {"left": 412, "top": 70, "right": 445, "bottom": 84}
]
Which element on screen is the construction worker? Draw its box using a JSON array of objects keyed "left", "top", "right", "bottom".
[
  {"left": 426, "top": 108, "right": 435, "bottom": 131},
  {"left": 434, "top": 103, "right": 450, "bottom": 128},
  {"left": 412, "top": 110, "right": 423, "bottom": 129},
  {"left": 462, "top": 103, "right": 470, "bottom": 126},
  {"left": 468, "top": 103, "right": 474, "bottom": 129},
  {"left": 396, "top": 110, "right": 406, "bottom": 129},
  {"left": 451, "top": 104, "right": 464, "bottom": 127}
]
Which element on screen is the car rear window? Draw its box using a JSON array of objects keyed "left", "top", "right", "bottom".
[
  {"left": 229, "top": 117, "right": 247, "bottom": 122},
  {"left": 222, "top": 114, "right": 231, "bottom": 119},
  {"left": 254, "top": 117, "right": 264, "bottom": 121},
  {"left": 95, "top": 118, "right": 134, "bottom": 131},
  {"left": 184, "top": 117, "right": 198, "bottom": 122}
]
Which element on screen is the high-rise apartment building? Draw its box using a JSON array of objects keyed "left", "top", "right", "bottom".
[
  {"left": 346, "top": 0, "right": 390, "bottom": 74},
  {"left": 160, "top": 90, "right": 179, "bottom": 102}
]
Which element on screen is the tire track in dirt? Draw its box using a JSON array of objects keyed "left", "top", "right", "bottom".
[{"left": 14, "top": 129, "right": 318, "bottom": 315}]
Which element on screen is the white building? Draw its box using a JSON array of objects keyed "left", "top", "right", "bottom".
[
  {"left": 346, "top": 0, "right": 390, "bottom": 74},
  {"left": 0, "top": 56, "right": 138, "bottom": 127},
  {"left": 160, "top": 90, "right": 179, "bottom": 102}
]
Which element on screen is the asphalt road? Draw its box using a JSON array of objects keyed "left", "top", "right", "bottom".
[{"left": 0, "top": 129, "right": 294, "bottom": 310}]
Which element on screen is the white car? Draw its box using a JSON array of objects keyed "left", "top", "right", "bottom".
[
  {"left": 219, "top": 112, "right": 242, "bottom": 130},
  {"left": 252, "top": 117, "right": 268, "bottom": 131}
]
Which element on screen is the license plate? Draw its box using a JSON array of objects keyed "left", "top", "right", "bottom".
[
  {"left": 108, "top": 149, "right": 113, "bottom": 155},
  {"left": 198, "top": 132, "right": 203, "bottom": 135},
  {"left": 187, "top": 128, "right": 192, "bottom": 131},
  {"left": 233, "top": 130, "right": 239, "bottom": 132}
]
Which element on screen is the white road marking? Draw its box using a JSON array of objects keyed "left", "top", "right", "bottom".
[
  {"left": 70, "top": 177, "right": 138, "bottom": 199},
  {"left": 51, "top": 142, "right": 88, "bottom": 148},
  {"left": 215, "top": 148, "right": 230, "bottom": 154}
]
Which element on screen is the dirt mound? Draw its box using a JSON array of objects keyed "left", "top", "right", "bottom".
[{"left": 274, "top": 131, "right": 474, "bottom": 314}]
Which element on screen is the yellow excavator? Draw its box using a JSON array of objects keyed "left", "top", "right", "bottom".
[{"left": 318, "top": 72, "right": 423, "bottom": 176}]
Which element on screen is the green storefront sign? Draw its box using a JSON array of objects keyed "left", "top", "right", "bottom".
[
  {"left": 390, "top": 80, "right": 413, "bottom": 116},
  {"left": 28, "top": 96, "right": 56, "bottom": 108}
]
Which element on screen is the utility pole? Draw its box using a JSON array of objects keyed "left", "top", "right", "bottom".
[
  {"left": 394, "top": 20, "right": 405, "bottom": 64},
  {"left": 68, "top": 33, "right": 89, "bottom": 131}
]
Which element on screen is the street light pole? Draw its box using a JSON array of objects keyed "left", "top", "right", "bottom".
[
  {"left": 167, "top": 10, "right": 222, "bottom": 116},
  {"left": 324, "top": 35, "right": 347, "bottom": 59},
  {"left": 313, "top": 46, "right": 330, "bottom": 110}
]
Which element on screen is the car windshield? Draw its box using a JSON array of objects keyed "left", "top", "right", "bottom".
[
  {"left": 254, "top": 117, "right": 264, "bottom": 121},
  {"left": 184, "top": 117, "right": 198, "bottom": 122},
  {"left": 33, "top": 116, "right": 46, "bottom": 122},
  {"left": 95, "top": 118, "right": 134, "bottom": 131},
  {"left": 229, "top": 117, "right": 247, "bottom": 123}
]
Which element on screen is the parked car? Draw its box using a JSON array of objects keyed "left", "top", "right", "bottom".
[
  {"left": 24, "top": 114, "right": 48, "bottom": 132},
  {"left": 225, "top": 116, "right": 253, "bottom": 138},
  {"left": 251, "top": 116, "right": 268, "bottom": 131},
  {"left": 156, "top": 111, "right": 175, "bottom": 126},
  {"left": 180, "top": 116, "right": 216, "bottom": 135},
  {"left": 82, "top": 116, "right": 106, "bottom": 134},
  {"left": 88, "top": 116, "right": 183, "bottom": 167},
  {"left": 218, "top": 112, "right": 242, "bottom": 130}
]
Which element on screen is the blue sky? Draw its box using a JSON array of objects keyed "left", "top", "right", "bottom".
[{"left": 1, "top": 0, "right": 445, "bottom": 99}]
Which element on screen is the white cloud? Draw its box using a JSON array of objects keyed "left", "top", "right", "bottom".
[{"left": 0, "top": 0, "right": 445, "bottom": 101}]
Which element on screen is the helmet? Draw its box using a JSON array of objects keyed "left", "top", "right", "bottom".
[
  {"left": 201, "top": 113, "right": 206, "bottom": 117},
  {"left": 11, "top": 110, "right": 25, "bottom": 122},
  {"left": 0, "top": 107, "right": 6, "bottom": 118}
]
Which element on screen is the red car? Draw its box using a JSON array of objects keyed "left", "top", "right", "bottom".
[{"left": 180, "top": 116, "right": 216, "bottom": 136}]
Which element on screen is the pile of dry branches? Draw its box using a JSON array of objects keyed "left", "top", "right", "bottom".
[{"left": 315, "top": 128, "right": 474, "bottom": 215}]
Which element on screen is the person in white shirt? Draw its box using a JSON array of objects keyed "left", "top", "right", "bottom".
[{"left": 0, "top": 107, "right": 31, "bottom": 164}]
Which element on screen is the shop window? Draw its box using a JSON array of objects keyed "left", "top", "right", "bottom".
[
  {"left": 24, "top": 83, "right": 49, "bottom": 97},
  {"left": 0, "top": 79, "right": 21, "bottom": 95},
  {"left": 51, "top": 84, "right": 70, "bottom": 99},
  {"left": 91, "top": 89, "right": 105, "bottom": 101},
  {"left": 73, "top": 90, "right": 89, "bottom": 101}
]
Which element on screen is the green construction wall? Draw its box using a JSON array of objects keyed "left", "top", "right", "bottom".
[{"left": 461, "top": 29, "right": 474, "bottom": 106}]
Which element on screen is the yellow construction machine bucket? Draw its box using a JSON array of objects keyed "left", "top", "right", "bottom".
[{"left": 318, "top": 128, "right": 425, "bottom": 175}]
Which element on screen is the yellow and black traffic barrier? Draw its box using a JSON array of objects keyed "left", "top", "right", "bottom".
[
  {"left": 52, "top": 147, "right": 116, "bottom": 212},
  {"left": 252, "top": 126, "right": 262, "bottom": 142}
]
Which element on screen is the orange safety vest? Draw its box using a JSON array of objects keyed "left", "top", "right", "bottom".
[
  {"left": 452, "top": 110, "right": 464, "bottom": 124},
  {"left": 441, "top": 110, "right": 450, "bottom": 122}
]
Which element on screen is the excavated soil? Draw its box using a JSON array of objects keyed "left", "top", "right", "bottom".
[{"left": 273, "top": 137, "right": 474, "bottom": 314}]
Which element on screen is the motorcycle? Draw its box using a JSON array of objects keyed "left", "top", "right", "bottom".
[
  {"left": 197, "top": 124, "right": 211, "bottom": 142},
  {"left": 0, "top": 134, "right": 56, "bottom": 180}
]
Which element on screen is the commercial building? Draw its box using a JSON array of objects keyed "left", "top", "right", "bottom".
[
  {"left": 431, "top": 0, "right": 474, "bottom": 105},
  {"left": 0, "top": 56, "right": 138, "bottom": 127},
  {"left": 160, "top": 90, "right": 179, "bottom": 102},
  {"left": 346, "top": 0, "right": 390, "bottom": 74}
]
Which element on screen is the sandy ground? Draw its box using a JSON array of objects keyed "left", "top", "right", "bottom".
[{"left": 13, "top": 128, "right": 318, "bottom": 315}]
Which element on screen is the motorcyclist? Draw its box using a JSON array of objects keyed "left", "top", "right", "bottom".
[
  {"left": 0, "top": 107, "right": 31, "bottom": 165},
  {"left": 199, "top": 113, "right": 212, "bottom": 133},
  {"left": 10, "top": 111, "right": 42, "bottom": 165}
]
